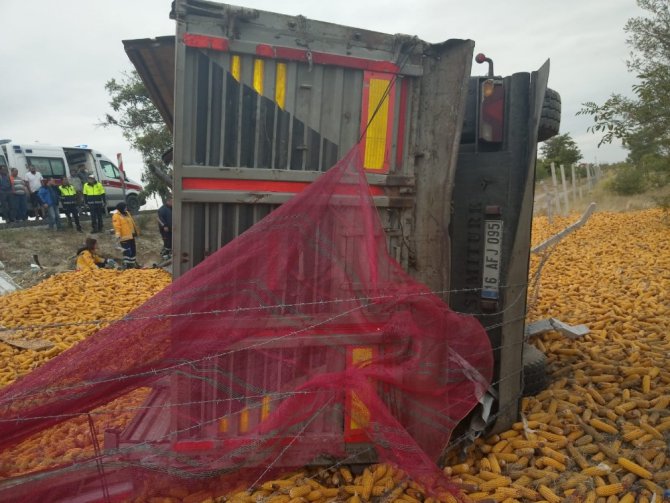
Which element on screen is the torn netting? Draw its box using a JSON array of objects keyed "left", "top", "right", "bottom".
[{"left": 0, "top": 148, "right": 493, "bottom": 501}]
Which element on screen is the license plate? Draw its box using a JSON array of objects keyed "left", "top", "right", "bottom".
[{"left": 482, "top": 220, "right": 503, "bottom": 300}]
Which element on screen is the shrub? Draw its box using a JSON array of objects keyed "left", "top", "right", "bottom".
[{"left": 606, "top": 166, "right": 647, "bottom": 195}]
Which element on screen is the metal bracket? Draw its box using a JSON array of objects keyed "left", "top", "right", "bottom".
[{"left": 525, "top": 318, "right": 590, "bottom": 340}]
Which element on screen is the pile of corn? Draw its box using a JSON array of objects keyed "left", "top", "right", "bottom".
[
  {"left": 1, "top": 209, "right": 669, "bottom": 502},
  {"left": 135, "top": 464, "right": 453, "bottom": 503},
  {"left": 0, "top": 269, "right": 170, "bottom": 478},
  {"left": 0, "top": 269, "right": 171, "bottom": 388}
]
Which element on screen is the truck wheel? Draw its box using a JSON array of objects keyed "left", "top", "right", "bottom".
[
  {"left": 537, "top": 88, "right": 561, "bottom": 143},
  {"left": 522, "top": 343, "right": 549, "bottom": 396},
  {"left": 126, "top": 194, "right": 140, "bottom": 214}
]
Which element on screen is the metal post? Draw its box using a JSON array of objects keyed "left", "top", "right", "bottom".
[
  {"left": 571, "top": 163, "right": 577, "bottom": 203},
  {"left": 560, "top": 164, "right": 569, "bottom": 215},
  {"left": 550, "top": 162, "right": 561, "bottom": 215},
  {"left": 116, "top": 153, "right": 128, "bottom": 204}
]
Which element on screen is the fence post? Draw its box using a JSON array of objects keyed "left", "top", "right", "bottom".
[
  {"left": 550, "top": 162, "right": 562, "bottom": 215},
  {"left": 560, "top": 164, "right": 570, "bottom": 215},
  {"left": 546, "top": 185, "right": 553, "bottom": 224},
  {"left": 571, "top": 163, "right": 577, "bottom": 203},
  {"left": 578, "top": 164, "right": 584, "bottom": 199}
]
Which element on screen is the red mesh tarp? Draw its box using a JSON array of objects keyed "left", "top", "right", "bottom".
[{"left": 0, "top": 149, "right": 493, "bottom": 501}]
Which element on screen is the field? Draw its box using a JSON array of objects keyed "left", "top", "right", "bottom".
[{"left": 0, "top": 207, "right": 668, "bottom": 502}]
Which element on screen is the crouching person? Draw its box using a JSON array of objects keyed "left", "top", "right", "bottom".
[
  {"left": 112, "top": 202, "right": 140, "bottom": 269},
  {"left": 76, "top": 237, "right": 105, "bottom": 271}
]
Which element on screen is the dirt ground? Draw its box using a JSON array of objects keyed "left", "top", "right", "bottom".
[{"left": 0, "top": 212, "right": 166, "bottom": 288}]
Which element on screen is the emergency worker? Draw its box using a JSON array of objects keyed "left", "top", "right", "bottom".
[
  {"left": 76, "top": 237, "right": 106, "bottom": 271},
  {"left": 112, "top": 202, "right": 140, "bottom": 269},
  {"left": 58, "top": 177, "right": 82, "bottom": 232},
  {"left": 83, "top": 174, "right": 106, "bottom": 233},
  {"left": 157, "top": 195, "right": 173, "bottom": 259}
]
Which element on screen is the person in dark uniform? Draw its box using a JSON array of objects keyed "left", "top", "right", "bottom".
[{"left": 157, "top": 195, "right": 173, "bottom": 259}]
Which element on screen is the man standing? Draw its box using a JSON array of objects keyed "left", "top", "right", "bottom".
[
  {"left": 157, "top": 195, "right": 173, "bottom": 259},
  {"left": 0, "top": 166, "right": 13, "bottom": 223},
  {"left": 37, "top": 179, "right": 63, "bottom": 231},
  {"left": 83, "top": 174, "right": 106, "bottom": 233},
  {"left": 58, "top": 177, "right": 83, "bottom": 232},
  {"left": 24, "top": 164, "right": 45, "bottom": 219},
  {"left": 10, "top": 168, "right": 28, "bottom": 223}
]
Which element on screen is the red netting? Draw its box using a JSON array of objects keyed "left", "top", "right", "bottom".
[{"left": 0, "top": 149, "right": 493, "bottom": 501}]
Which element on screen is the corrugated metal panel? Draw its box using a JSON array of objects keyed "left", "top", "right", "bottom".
[
  {"left": 181, "top": 49, "right": 412, "bottom": 173},
  {"left": 169, "top": 0, "right": 472, "bottom": 288}
]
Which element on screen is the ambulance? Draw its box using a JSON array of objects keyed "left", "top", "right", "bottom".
[{"left": 0, "top": 141, "right": 144, "bottom": 213}]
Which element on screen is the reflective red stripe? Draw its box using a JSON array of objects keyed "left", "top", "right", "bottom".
[
  {"left": 183, "top": 33, "right": 229, "bottom": 51},
  {"left": 183, "top": 35, "right": 400, "bottom": 72},
  {"left": 182, "top": 178, "right": 385, "bottom": 196},
  {"left": 101, "top": 180, "right": 142, "bottom": 191}
]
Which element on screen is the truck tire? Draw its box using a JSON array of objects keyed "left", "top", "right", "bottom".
[
  {"left": 537, "top": 88, "right": 561, "bottom": 143},
  {"left": 522, "top": 343, "right": 549, "bottom": 396},
  {"left": 126, "top": 194, "right": 140, "bottom": 215}
]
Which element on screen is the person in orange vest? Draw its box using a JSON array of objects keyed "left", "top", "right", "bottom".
[
  {"left": 112, "top": 202, "right": 140, "bottom": 269},
  {"left": 76, "top": 237, "right": 106, "bottom": 271}
]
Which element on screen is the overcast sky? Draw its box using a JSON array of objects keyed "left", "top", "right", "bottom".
[{"left": 1, "top": 0, "right": 643, "bottom": 187}]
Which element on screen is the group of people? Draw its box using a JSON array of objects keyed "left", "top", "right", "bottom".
[
  {"left": 75, "top": 195, "right": 173, "bottom": 271},
  {"left": 0, "top": 164, "right": 107, "bottom": 232},
  {"left": 75, "top": 201, "right": 140, "bottom": 270},
  {"left": 0, "top": 163, "right": 174, "bottom": 272}
]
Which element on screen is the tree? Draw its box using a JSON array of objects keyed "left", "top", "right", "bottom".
[
  {"left": 578, "top": 0, "right": 670, "bottom": 164},
  {"left": 538, "top": 133, "right": 583, "bottom": 175},
  {"left": 101, "top": 71, "right": 173, "bottom": 200}
]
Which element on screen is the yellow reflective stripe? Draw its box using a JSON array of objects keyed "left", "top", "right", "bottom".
[
  {"left": 59, "top": 186, "right": 76, "bottom": 196},
  {"left": 239, "top": 407, "right": 249, "bottom": 433},
  {"left": 364, "top": 78, "right": 391, "bottom": 170},
  {"left": 219, "top": 417, "right": 229, "bottom": 433},
  {"left": 352, "top": 347, "right": 373, "bottom": 366},
  {"left": 231, "top": 55, "right": 241, "bottom": 82},
  {"left": 350, "top": 391, "right": 370, "bottom": 430},
  {"left": 261, "top": 395, "right": 271, "bottom": 421},
  {"left": 350, "top": 347, "right": 373, "bottom": 430},
  {"left": 275, "top": 62, "right": 287, "bottom": 109},
  {"left": 253, "top": 59, "right": 264, "bottom": 94}
]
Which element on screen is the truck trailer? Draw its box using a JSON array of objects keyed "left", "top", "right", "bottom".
[{"left": 124, "top": 0, "right": 559, "bottom": 434}]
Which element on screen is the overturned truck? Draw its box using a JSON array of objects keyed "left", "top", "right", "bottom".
[
  {"left": 0, "top": 0, "right": 560, "bottom": 500},
  {"left": 126, "top": 0, "right": 560, "bottom": 434}
]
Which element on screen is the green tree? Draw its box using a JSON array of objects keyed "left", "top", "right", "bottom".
[
  {"left": 101, "top": 71, "right": 173, "bottom": 200},
  {"left": 538, "top": 133, "right": 583, "bottom": 176},
  {"left": 578, "top": 0, "right": 670, "bottom": 165}
]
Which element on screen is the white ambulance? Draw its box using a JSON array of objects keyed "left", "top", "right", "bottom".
[{"left": 0, "top": 141, "right": 144, "bottom": 213}]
